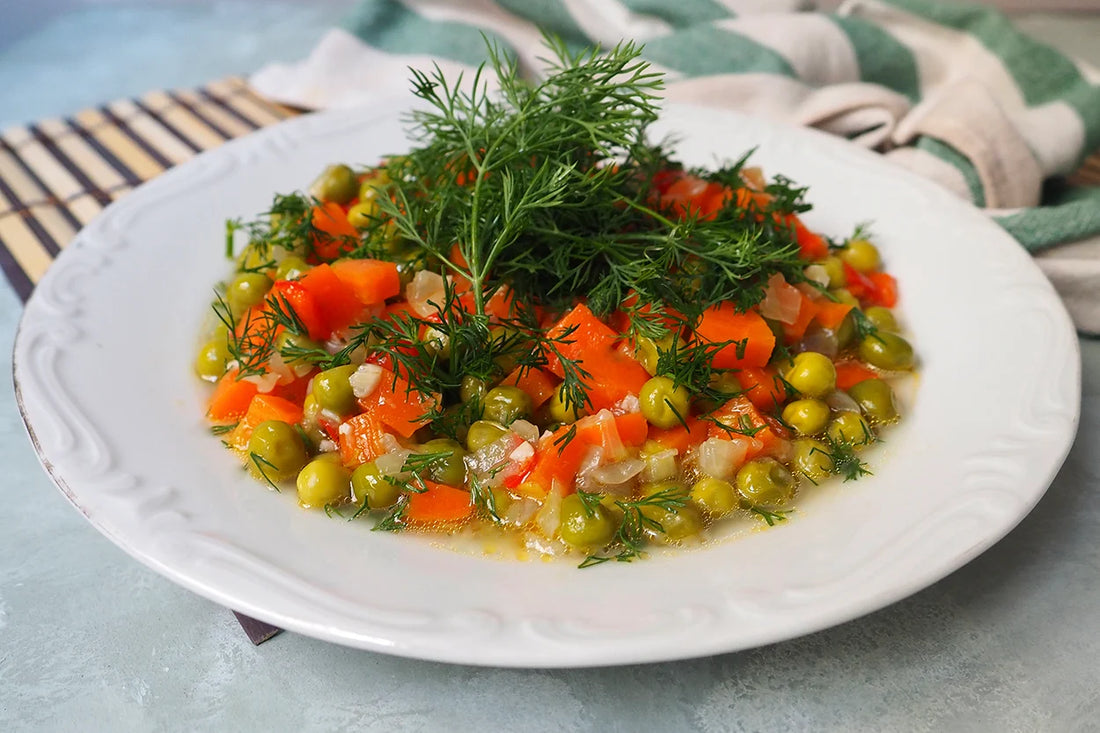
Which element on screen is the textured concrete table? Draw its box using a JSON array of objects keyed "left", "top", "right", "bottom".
[{"left": 3, "top": 3, "right": 1099, "bottom": 731}]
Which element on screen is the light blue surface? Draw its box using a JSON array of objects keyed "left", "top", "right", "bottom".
[{"left": 3, "top": 3, "right": 1100, "bottom": 731}]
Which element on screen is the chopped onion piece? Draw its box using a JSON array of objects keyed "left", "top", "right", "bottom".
[
  {"left": 466, "top": 431, "right": 527, "bottom": 489},
  {"left": 577, "top": 445, "right": 604, "bottom": 477},
  {"left": 759, "top": 272, "right": 802, "bottom": 324},
  {"left": 826, "top": 390, "right": 861, "bottom": 413},
  {"left": 613, "top": 394, "right": 641, "bottom": 415},
  {"left": 510, "top": 419, "right": 540, "bottom": 443},
  {"left": 591, "top": 409, "right": 625, "bottom": 460},
  {"left": 406, "top": 270, "right": 446, "bottom": 317},
  {"left": 502, "top": 496, "right": 540, "bottom": 526},
  {"left": 243, "top": 369, "right": 280, "bottom": 394},
  {"left": 534, "top": 488, "right": 563, "bottom": 538},
  {"left": 641, "top": 448, "right": 679, "bottom": 484},
  {"left": 590, "top": 458, "right": 645, "bottom": 486},
  {"left": 804, "top": 264, "right": 829, "bottom": 288},
  {"left": 697, "top": 437, "right": 748, "bottom": 479},
  {"left": 741, "top": 166, "right": 766, "bottom": 191},
  {"left": 349, "top": 363, "right": 383, "bottom": 399},
  {"left": 375, "top": 448, "right": 412, "bottom": 476}
]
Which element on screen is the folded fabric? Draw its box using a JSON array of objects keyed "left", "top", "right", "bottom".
[{"left": 251, "top": 0, "right": 1100, "bottom": 333}]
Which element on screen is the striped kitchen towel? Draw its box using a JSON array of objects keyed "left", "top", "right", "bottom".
[{"left": 251, "top": 0, "right": 1100, "bottom": 333}]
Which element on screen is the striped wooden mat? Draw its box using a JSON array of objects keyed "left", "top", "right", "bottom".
[{"left": 0, "top": 76, "right": 300, "bottom": 302}]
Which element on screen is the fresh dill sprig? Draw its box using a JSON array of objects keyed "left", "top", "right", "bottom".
[
  {"left": 750, "top": 506, "right": 790, "bottom": 526},
  {"left": 579, "top": 487, "right": 688, "bottom": 568},
  {"left": 372, "top": 497, "right": 408, "bottom": 532},
  {"left": 815, "top": 432, "right": 875, "bottom": 482},
  {"left": 249, "top": 452, "right": 281, "bottom": 492}
]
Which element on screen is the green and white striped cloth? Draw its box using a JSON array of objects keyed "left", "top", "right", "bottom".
[{"left": 251, "top": 0, "right": 1100, "bottom": 332}]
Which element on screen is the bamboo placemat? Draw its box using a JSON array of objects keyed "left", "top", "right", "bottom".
[{"left": 0, "top": 76, "right": 299, "bottom": 302}]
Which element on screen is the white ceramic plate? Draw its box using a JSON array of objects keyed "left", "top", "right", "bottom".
[{"left": 15, "top": 104, "right": 1079, "bottom": 668}]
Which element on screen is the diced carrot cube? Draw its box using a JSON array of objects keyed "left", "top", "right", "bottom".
[{"left": 694, "top": 303, "right": 775, "bottom": 369}]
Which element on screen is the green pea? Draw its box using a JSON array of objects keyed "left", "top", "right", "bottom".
[
  {"left": 481, "top": 386, "right": 533, "bottom": 426},
  {"left": 226, "top": 272, "right": 272, "bottom": 315},
  {"left": 840, "top": 239, "right": 880, "bottom": 272},
  {"left": 358, "top": 171, "right": 391, "bottom": 202},
  {"left": 631, "top": 335, "right": 666, "bottom": 376},
  {"left": 783, "top": 351, "right": 837, "bottom": 398},
  {"left": 781, "top": 398, "right": 830, "bottom": 436},
  {"left": 247, "top": 420, "right": 308, "bottom": 483},
  {"left": 848, "top": 378, "right": 898, "bottom": 424},
  {"left": 862, "top": 306, "right": 898, "bottom": 332},
  {"left": 311, "top": 364, "right": 359, "bottom": 415},
  {"left": 274, "top": 331, "right": 322, "bottom": 365},
  {"left": 466, "top": 420, "right": 508, "bottom": 452},
  {"left": 559, "top": 494, "right": 617, "bottom": 550},
  {"left": 299, "top": 394, "right": 327, "bottom": 449},
  {"left": 639, "top": 376, "right": 691, "bottom": 429},
  {"left": 296, "top": 458, "right": 352, "bottom": 508},
  {"left": 641, "top": 503, "right": 704, "bottom": 542},
  {"left": 826, "top": 411, "right": 873, "bottom": 449},
  {"left": 419, "top": 438, "right": 468, "bottom": 487},
  {"left": 310, "top": 163, "right": 358, "bottom": 204},
  {"left": 346, "top": 201, "right": 378, "bottom": 229},
  {"left": 236, "top": 244, "right": 275, "bottom": 273},
  {"left": 830, "top": 289, "right": 860, "bottom": 307},
  {"left": 858, "top": 331, "right": 914, "bottom": 371},
  {"left": 547, "top": 384, "right": 585, "bottom": 425},
  {"left": 820, "top": 255, "right": 847, "bottom": 288},
  {"left": 274, "top": 256, "right": 310, "bottom": 281},
  {"left": 486, "top": 487, "right": 513, "bottom": 519},
  {"left": 735, "top": 459, "right": 796, "bottom": 507},
  {"left": 791, "top": 438, "right": 833, "bottom": 482},
  {"left": 691, "top": 476, "right": 738, "bottom": 517},
  {"left": 194, "top": 334, "right": 230, "bottom": 380},
  {"left": 351, "top": 461, "right": 401, "bottom": 509},
  {"left": 459, "top": 375, "right": 489, "bottom": 405}
]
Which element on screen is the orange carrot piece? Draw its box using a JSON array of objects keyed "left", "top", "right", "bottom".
[
  {"left": 648, "top": 418, "right": 708, "bottom": 454},
  {"left": 694, "top": 303, "right": 775, "bottom": 369},
  {"left": 405, "top": 481, "right": 473, "bottom": 524},
  {"left": 329, "top": 259, "right": 401, "bottom": 306},
  {"left": 310, "top": 202, "right": 358, "bottom": 261},
  {"left": 524, "top": 427, "right": 590, "bottom": 496},
  {"left": 735, "top": 367, "right": 787, "bottom": 411},
  {"left": 338, "top": 413, "right": 392, "bottom": 466},
  {"left": 207, "top": 367, "right": 259, "bottom": 422},
  {"left": 707, "top": 396, "right": 789, "bottom": 460},
  {"left": 270, "top": 279, "right": 328, "bottom": 341},
  {"left": 544, "top": 304, "right": 650, "bottom": 411},
  {"left": 834, "top": 361, "right": 879, "bottom": 391},
  {"left": 867, "top": 272, "right": 898, "bottom": 308},
  {"left": 790, "top": 216, "right": 830, "bottom": 260},
  {"left": 297, "top": 263, "right": 366, "bottom": 334},
  {"left": 614, "top": 411, "right": 649, "bottom": 446},
  {"left": 225, "top": 394, "right": 304, "bottom": 451},
  {"left": 814, "top": 301, "right": 854, "bottom": 331},
  {"left": 782, "top": 294, "right": 820, "bottom": 344},
  {"left": 358, "top": 368, "right": 438, "bottom": 438},
  {"left": 502, "top": 367, "right": 558, "bottom": 409}
]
